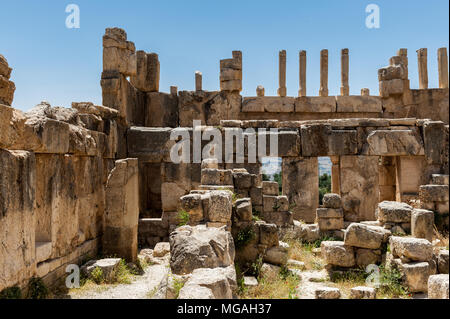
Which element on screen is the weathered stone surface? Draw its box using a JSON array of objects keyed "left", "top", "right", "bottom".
[
  {"left": 0, "top": 74, "right": 15, "bottom": 105},
  {"left": 104, "top": 158, "right": 139, "bottom": 261},
  {"left": 411, "top": 209, "right": 434, "bottom": 242},
  {"left": 317, "top": 217, "right": 344, "bottom": 231},
  {"left": 336, "top": 96, "right": 382, "bottom": 113},
  {"left": 242, "top": 97, "right": 294, "bottom": 113},
  {"left": 259, "top": 222, "right": 279, "bottom": 247},
  {"left": 130, "top": 51, "right": 159, "bottom": 92},
  {"left": 344, "top": 223, "right": 386, "bottom": 249},
  {"left": 0, "top": 54, "right": 12, "bottom": 79},
  {"left": 295, "top": 96, "right": 336, "bottom": 112},
  {"left": 287, "top": 259, "right": 306, "bottom": 270},
  {"left": 350, "top": 286, "right": 377, "bottom": 299},
  {"left": 366, "top": 130, "right": 424, "bottom": 156},
  {"left": 81, "top": 258, "right": 121, "bottom": 283},
  {"left": 179, "top": 266, "right": 237, "bottom": 299},
  {"left": 390, "top": 236, "right": 433, "bottom": 262},
  {"left": 379, "top": 79, "right": 404, "bottom": 97},
  {"left": 428, "top": 274, "right": 449, "bottom": 299},
  {"left": 438, "top": 250, "right": 449, "bottom": 274},
  {"left": 419, "top": 185, "right": 449, "bottom": 202},
  {"left": 145, "top": 92, "right": 178, "bottom": 127},
  {"left": 321, "top": 241, "right": 355, "bottom": 267},
  {"left": 233, "top": 171, "right": 252, "bottom": 189},
  {"left": 127, "top": 127, "right": 174, "bottom": 162},
  {"left": 316, "top": 208, "right": 344, "bottom": 219},
  {"left": 263, "top": 244, "right": 289, "bottom": 266},
  {"left": 323, "top": 193, "right": 342, "bottom": 209},
  {"left": 103, "top": 28, "right": 136, "bottom": 76},
  {"left": 0, "top": 103, "right": 25, "bottom": 149},
  {"left": 355, "top": 248, "right": 382, "bottom": 267},
  {"left": 179, "top": 194, "right": 204, "bottom": 223},
  {"left": 153, "top": 242, "right": 170, "bottom": 257},
  {"left": 423, "top": 121, "right": 446, "bottom": 164},
  {"left": 278, "top": 131, "right": 301, "bottom": 157},
  {"left": 376, "top": 201, "right": 413, "bottom": 223},
  {"left": 262, "top": 181, "right": 279, "bottom": 196},
  {"left": 401, "top": 261, "right": 435, "bottom": 293},
  {"left": 169, "top": 225, "right": 235, "bottom": 275},
  {"left": 177, "top": 284, "right": 215, "bottom": 299},
  {"left": 301, "top": 124, "right": 330, "bottom": 156},
  {"left": 235, "top": 199, "right": 252, "bottom": 221},
  {"left": 201, "top": 169, "right": 233, "bottom": 186},
  {"left": 315, "top": 287, "right": 341, "bottom": 299},
  {"left": 206, "top": 190, "right": 232, "bottom": 223},
  {"left": 263, "top": 195, "right": 289, "bottom": 212},
  {"left": 244, "top": 276, "right": 258, "bottom": 286},
  {"left": 432, "top": 174, "right": 449, "bottom": 185}
]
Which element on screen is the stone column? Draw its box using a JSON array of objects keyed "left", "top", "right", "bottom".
[
  {"left": 330, "top": 156, "right": 340, "bottom": 195},
  {"left": 417, "top": 48, "right": 428, "bottom": 89},
  {"left": 103, "top": 158, "right": 139, "bottom": 262},
  {"left": 319, "top": 49, "right": 328, "bottom": 97},
  {"left": 256, "top": 85, "right": 265, "bottom": 97},
  {"left": 170, "top": 86, "right": 178, "bottom": 96},
  {"left": 298, "top": 50, "right": 307, "bottom": 97},
  {"left": 278, "top": 50, "right": 287, "bottom": 97},
  {"left": 195, "top": 71, "right": 202, "bottom": 91},
  {"left": 438, "top": 47, "right": 449, "bottom": 89},
  {"left": 397, "top": 48, "right": 410, "bottom": 91},
  {"left": 340, "top": 49, "right": 349, "bottom": 96}
]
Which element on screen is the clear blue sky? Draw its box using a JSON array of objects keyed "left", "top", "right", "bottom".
[{"left": 0, "top": 0, "right": 448, "bottom": 111}]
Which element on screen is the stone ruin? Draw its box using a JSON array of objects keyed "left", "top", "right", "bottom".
[{"left": 0, "top": 27, "right": 449, "bottom": 298}]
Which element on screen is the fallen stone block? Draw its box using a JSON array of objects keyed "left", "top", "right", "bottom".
[
  {"left": 321, "top": 241, "right": 355, "bottom": 268},
  {"left": 244, "top": 276, "right": 258, "bottom": 287},
  {"left": 287, "top": 259, "right": 306, "bottom": 270},
  {"left": 153, "top": 242, "right": 170, "bottom": 257},
  {"left": 170, "top": 225, "right": 235, "bottom": 275},
  {"left": 179, "top": 194, "right": 204, "bottom": 223},
  {"left": 344, "top": 223, "right": 386, "bottom": 249},
  {"left": 315, "top": 287, "right": 341, "bottom": 299},
  {"left": 81, "top": 258, "right": 121, "bottom": 283},
  {"left": 390, "top": 236, "right": 433, "bottom": 262},
  {"left": 350, "top": 286, "right": 377, "bottom": 299},
  {"left": 235, "top": 198, "right": 252, "bottom": 222},
  {"left": 355, "top": 248, "right": 382, "bottom": 267},
  {"left": 260, "top": 263, "right": 280, "bottom": 278},
  {"left": 411, "top": 209, "right": 434, "bottom": 242},
  {"left": 207, "top": 190, "right": 232, "bottom": 223},
  {"left": 263, "top": 244, "right": 289, "bottom": 266},
  {"left": 323, "top": 193, "right": 342, "bottom": 209},
  {"left": 401, "top": 261, "right": 435, "bottom": 293},
  {"left": 258, "top": 222, "right": 279, "bottom": 247},
  {"left": 438, "top": 250, "right": 449, "bottom": 274},
  {"left": 427, "top": 274, "right": 449, "bottom": 299},
  {"left": 201, "top": 168, "right": 233, "bottom": 186},
  {"left": 263, "top": 195, "right": 288, "bottom": 212},
  {"left": 376, "top": 201, "right": 413, "bottom": 223},
  {"left": 262, "top": 181, "right": 279, "bottom": 196}
]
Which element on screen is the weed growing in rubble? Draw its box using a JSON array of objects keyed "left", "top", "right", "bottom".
[
  {"left": 177, "top": 209, "right": 190, "bottom": 226},
  {"left": 27, "top": 277, "right": 49, "bottom": 299},
  {"left": 235, "top": 226, "right": 256, "bottom": 249}
]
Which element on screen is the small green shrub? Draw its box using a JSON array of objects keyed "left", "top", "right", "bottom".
[
  {"left": 114, "top": 259, "right": 134, "bottom": 284},
  {"left": 27, "top": 277, "right": 49, "bottom": 299},
  {"left": 177, "top": 209, "right": 190, "bottom": 227},
  {"left": 90, "top": 267, "right": 104, "bottom": 284},
  {"left": 172, "top": 278, "right": 185, "bottom": 299},
  {"left": 0, "top": 286, "right": 22, "bottom": 299},
  {"left": 378, "top": 265, "right": 409, "bottom": 297},
  {"left": 235, "top": 226, "right": 256, "bottom": 249},
  {"left": 252, "top": 256, "right": 264, "bottom": 278}
]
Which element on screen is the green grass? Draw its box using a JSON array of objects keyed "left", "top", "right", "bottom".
[
  {"left": 0, "top": 286, "right": 22, "bottom": 299},
  {"left": 235, "top": 226, "right": 256, "bottom": 250},
  {"left": 177, "top": 210, "right": 190, "bottom": 227}
]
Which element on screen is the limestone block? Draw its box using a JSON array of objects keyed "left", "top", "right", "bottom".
[
  {"left": 432, "top": 174, "right": 449, "bottom": 185},
  {"left": 423, "top": 121, "right": 446, "bottom": 165},
  {"left": 278, "top": 131, "right": 301, "bottom": 157},
  {"left": 336, "top": 96, "right": 382, "bottom": 113},
  {"left": 145, "top": 92, "right": 178, "bottom": 127},
  {"left": 282, "top": 157, "right": 319, "bottom": 222},
  {"left": 72, "top": 102, "right": 119, "bottom": 119},
  {"left": 323, "top": 193, "right": 342, "bottom": 209},
  {"left": 350, "top": 286, "right": 377, "bottom": 299},
  {"left": 411, "top": 209, "right": 434, "bottom": 242},
  {"left": 315, "top": 287, "right": 341, "bottom": 299},
  {"left": 0, "top": 54, "right": 12, "bottom": 78},
  {"left": 390, "top": 236, "right": 433, "bottom": 262},
  {"left": 127, "top": 127, "right": 174, "bottom": 162},
  {"left": 355, "top": 248, "right": 382, "bottom": 267},
  {"left": 104, "top": 158, "right": 139, "bottom": 261},
  {"left": 0, "top": 103, "right": 25, "bottom": 149},
  {"left": 438, "top": 250, "right": 449, "bottom": 274},
  {"left": 376, "top": 201, "right": 413, "bottom": 223},
  {"left": 316, "top": 208, "right": 344, "bottom": 218},
  {"left": 264, "top": 245, "right": 289, "bottom": 266},
  {"left": 0, "top": 75, "right": 15, "bottom": 105},
  {"left": 344, "top": 223, "right": 386, "bottom": 249},
  {"left": 130, "top": 51, "right": 159, "bottom": 92},
  {"left": 236, "top": 199, "right": 252, "bottom": 222},
  {"left": 161, "top": 182, "right": 188, "bottom": 212},
  {"left": 419, "top": 185, "right": 449, "bottom": 202},
  {"left": 103, "top": 28, "right": 136, "bottom": 76},
  {"left": 233, "top": 171, "right": 252, "bottom": 189},
  {"left": 400, "top": 261, "right": 434, "bottom": 293},
  {"left": 317, "top": 217, "right": 344, "bottom": 231},
  {"left": 294, "top": 96, "right": 336, "bottom": 112},
  {"left": 81, "top": 258, "right": 121, "bottom": 283},
  {"left": 262, "top": 181, "right": 279, "bottom": 196},
  {"left": 328, "top": 130, "right": 358, "bottom": 155},
  {"left": 428, "top": 274, "right": 449, "bottom": 299},
  {"left": 263, "top": 195, "right": 288, "bottom": 212},
  {"left": 169, "top": 225, "right": 235, "bottom": 275},
  {"left": 378, "top": 64, "right": 407, "bottom": 81},
  {"left": 241, "top": 97, "right": 294, "bottom": 113},
  {"left": 201, "top": 158, "right": 218, "bottom": 170},
  {"left": 201, "top": 168, "right": 233, "bottom": 186},
  {"left": 321, "top": 241, "right": 355, "bottom": 267},
  {"left": 259, "top": 222, "right": 279, "bottom": 247},
  {"left": 366, "top": 130, "right": 424, "bottom": 156},
  {"left": 300, "top": 124, "right": 330, "bottom": 156},
  {"left": 207, "top": 190, "right": 232, "bottom": 223},
  {"left": 261, "top": 211, "right": 293, "bottom": 227},
  {"left": 153, "top": 242, "right": 170, "bottom": 257},
  {"left": 180, "top": 194, "right": 204, "bottom": 223},
  {"left": 250, "top": 187, "right": 263, "bottom": 206},
  {"left": 379, "top": 79, "right": 404, "bottom": 97}
]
